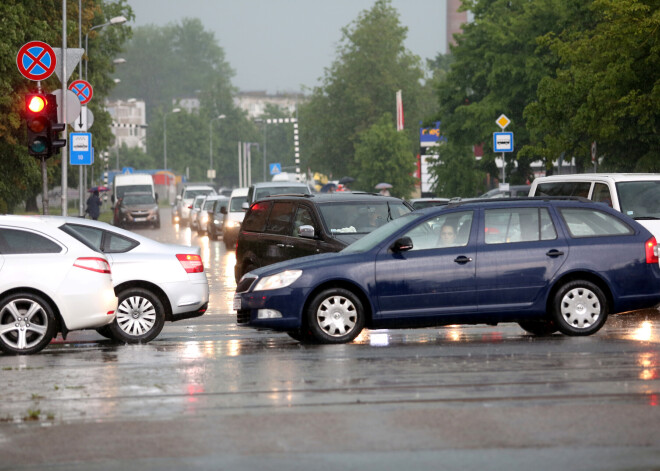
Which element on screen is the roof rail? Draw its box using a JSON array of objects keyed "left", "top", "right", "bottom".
[{"left": 446, "top": 196, "right": 591, "bottom": 208}]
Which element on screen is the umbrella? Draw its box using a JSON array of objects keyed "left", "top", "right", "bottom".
[
  {"left": 375, "top": 182, "right": 392, "bottom": 190},
  {"left": 338, "top": 176, "right": 355, "bottom": 184},
  {"left": 320, "top": 183, "right": 337, "bottom": 193},
  {"left": 88, "top": 186, "right": 110, "bottom": 192}
]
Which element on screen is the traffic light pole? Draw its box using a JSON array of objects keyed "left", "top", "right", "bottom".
[
  {"left": 60, "top": 0, "right": 68, "bottom": 216},
  {"left": 41, "top": 157, "right": 49, "bottom": 215}
]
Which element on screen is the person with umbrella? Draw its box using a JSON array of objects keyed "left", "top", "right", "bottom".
[
  {"left": 85, "top": 190, "right": 102, "bottom": 220},
  {"left": 375, "top": 182, "right": 392, "bottom": 197}
]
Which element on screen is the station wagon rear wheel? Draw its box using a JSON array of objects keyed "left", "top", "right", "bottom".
[
  {"left": 110, "top": 288, "right": 165, "bottom": 344},
  {"left": 552, "top": 280, "right": 608, "bottom": 336},
  {"left": 0, "top": 293, "right": 56, "bottom": 355},
  {"left": 306, "top": 288, "right": 365, "bottom": 344}
]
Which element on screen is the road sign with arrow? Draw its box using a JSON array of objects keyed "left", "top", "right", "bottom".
[{"left": 74, "top": 105, "right": 94, "bottom": 132}]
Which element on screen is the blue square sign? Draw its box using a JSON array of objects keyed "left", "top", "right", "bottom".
[
  {"left": 69, "top": 132, "right": 93, "bottom": 165},
  {"left": 493, "top": 132, "right": 514, "bottom": 153}
]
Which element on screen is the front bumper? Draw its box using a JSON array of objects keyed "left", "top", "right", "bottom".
[{"left": 234, "top": 286, "right": 307, "bottom": 331}]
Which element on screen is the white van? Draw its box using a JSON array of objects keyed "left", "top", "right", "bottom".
[
  {"left": 529, "top": 173, "right": 660, "bottom": 240},
  {"left": 222, "top": 187, "right": 248, "bottom": 249},
  {"left": 113, "top": 173, "right": 156, "bottom": 203}
]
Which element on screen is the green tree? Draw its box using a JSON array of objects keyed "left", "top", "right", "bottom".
[
  {"left": 523, "top": 0, "right": 660, "bottom": 172},
  {"left": 299, "top": 0, "right": 428, "bottom": 180},
  {"left": 352, "top": 113, "right": 416, "bottom": 198}
]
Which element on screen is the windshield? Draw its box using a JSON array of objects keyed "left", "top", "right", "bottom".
[
  {"left": 184, "top": 189, "right": 214, "bottom": 200},
  {"left": 230, "top": 196, "right": 247, "bottom": 211},
  {"left": 203, "top": 200, "right": 216, "bottom": 211},
  {"left": 341, "top": 212, "right": 422, "bottom": 254},
  {"left": 319, "top": 201, "right": 411, "bottom": 235},
  {"left": 617, "top": 181, "right": 660, "bottom": 219},
  {"left": 123, "top": 194, "right": 155, "bottom": 205}
]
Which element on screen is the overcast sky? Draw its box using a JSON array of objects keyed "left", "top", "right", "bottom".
[{"left": 126, "top": 0, "right": 448, "bottom": 94}]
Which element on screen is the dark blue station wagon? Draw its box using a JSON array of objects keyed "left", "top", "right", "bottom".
[{"left": 234, "top": 197, "right": 660, "bottom": 344}]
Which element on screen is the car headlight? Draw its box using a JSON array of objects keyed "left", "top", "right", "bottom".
[
  {"left": 252, "top": 270, "right": 302, "bottom": 291},
  {"left": 226, "top": 220, "right": 240, "bottom": 228}
]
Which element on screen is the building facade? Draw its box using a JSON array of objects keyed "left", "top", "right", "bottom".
[{"left": 106, "top": 99, "right": 148, "bottom": 152}]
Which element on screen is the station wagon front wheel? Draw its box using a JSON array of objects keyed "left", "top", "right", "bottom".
[
  {"left": 306, "top": 288, "right": 365, "bottom": 344},
  {"left": 552, "top": 280, "right": 608, "bottom": 336}
]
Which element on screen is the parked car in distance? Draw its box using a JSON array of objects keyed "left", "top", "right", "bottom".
[
  {"left": 222, "top": 187, "right": 249, "bottom": 249},
  {"left": 0, "top": 216, "right": 117, "bottom": 354},
  {"left": 58, "top": 217, "right": 209, "bottom": 343},
  {"left": 197, "top": 195, "right": 222, "bottom": 236},
  {"left": 409, "top": 197, "right": 450, "bottom": 210},
  {"left": 480, "top": 185, "right": 531, "bottom": 198},
  {"left": 235, "top": 197, "right": 660, "bottom": 344},
  {"left": 189, "top": 195, "right": 207, "bottom": 231},
  {"left": 208, "top": 196, "right": 230, "bottom": 241},
  {"left": 529, "top": 173, "right": 660, "bottom": 241},
  {"left": 244, "top": 181, "right": 312, "bottom": 208},
  {"left": 114, "top": 191, "right": 160, "bottom": 229},
  {"left": 173, "top": 185, "right": 216, "bottom": 225},
  {"left": 234, "top": 193, "right": 413, "bottom": 282}
]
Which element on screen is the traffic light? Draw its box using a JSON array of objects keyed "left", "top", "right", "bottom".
[
  {"left": 25, "top": 93, "right": 50, "bottom": 157},
  {"left": 24, "top": 93, "right": 66, "bottom": 158}
]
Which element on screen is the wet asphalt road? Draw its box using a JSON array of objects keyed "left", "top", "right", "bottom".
[{"left": 1, "top": 208, "right": 660, "bottom": 470}]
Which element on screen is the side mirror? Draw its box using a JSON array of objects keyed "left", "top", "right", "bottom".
[
  {"left": 391, "top": 236, "right": 413, "bottom": 252},
  {"left": 298, "top": 225, "right": 315, "bottom": 238},
  {"left": 220, "top": 206, "right": 227, "bottom": 214},
  {"left": 242, "top": 202, "right": 249, "bottom": 210},
  {"left": 176, "top": 195, "right": 182, "bottom": 202}
]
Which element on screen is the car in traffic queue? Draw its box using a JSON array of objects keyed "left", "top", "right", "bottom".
[
  {"left": 234, "top": 197, "right": 660, "bottom": 344},
  {"left": 196, "top": 195, "right": 223, "bottom": 236},
  {"left": 0, "top": 216, "right": 117, "bottom": 355},
  {"left": 244, "top": 181, "right": 313, "bottom": 208},
  {"left": 189, "top": 194, "right": 207, "bottom": 231},
  {"left": 57, "top": 217, "right": 209, "bottom": 344},
  {"left": 207, "top": 195, "right": 230, "bottom": 241},
  {"left": 173, "top": 185, "right": 216, "bottom": 225},
  {"left": 113, "top": 191, "right": 161, "bottom": 229},
  {"left": 221, "top": 187, "right": 248, "bottom": 249},
  {"left": 235, "top": 192, "right": 413, "bottom": 282},
  {"left": 480, "top": 185, "right": 531, "bottom": 198}
]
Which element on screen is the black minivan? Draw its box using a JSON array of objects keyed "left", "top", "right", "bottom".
[{"left": 234, "top": 193, "right": 413, "bottom": 281}]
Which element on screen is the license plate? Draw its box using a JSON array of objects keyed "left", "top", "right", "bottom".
[{"left": 233, "top": 295, "right": 242, "bottom": 310}]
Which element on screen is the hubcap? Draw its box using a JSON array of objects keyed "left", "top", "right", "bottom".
[
  {"left": 0, "top": 299, "right": 48, "bottom": 350},
  {"left": 561, "top": 287, "right": 600, "bottom": 329},
  {"left": 316, "top": 295, "right": 357, "bottom": 337},
  {"left": 117, "top": 295, "right": 156, "bottom": 336}
]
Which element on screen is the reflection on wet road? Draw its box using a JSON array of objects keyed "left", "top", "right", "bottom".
[{"left": 1, "top": 208, "right": 660, "bottom": 469}]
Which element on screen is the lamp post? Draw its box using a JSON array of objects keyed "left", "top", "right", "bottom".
[
  {"left": 85, "top": 15, "right": 127, "bottom": 81},
  {"left": 163, "top": 108, "right": 181, "bottom": 170},
  {"left": 209, "top": 114, "right": 226, "bottom": 181}
]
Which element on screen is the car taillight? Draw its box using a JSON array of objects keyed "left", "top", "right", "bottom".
[
  {"left": 646, "top": 237, "right": 659, "bottom": 264},
  {"left": 177, "top": 254, "right": 204, "bottom": 273},
  {"left": 74, "top": 257, "right": 111, "bottom": 274}
]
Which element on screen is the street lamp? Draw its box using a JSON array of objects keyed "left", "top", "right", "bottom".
[
  {"left": 209, "top": 115, "right": 226, "bottom": 181},
  {"left": 85, "top": 15, "right": 127, "bottom": 80},
  {"left": 163, "top": 108, "right": 181, "bottom": 170}
]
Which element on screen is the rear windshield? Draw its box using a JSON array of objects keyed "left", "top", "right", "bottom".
[
  {"left": 318, "top": 201, "right": 412, "bottom": 235},
  {"left": 254, "top": 186, "right": 310, "bottom": 200},
  {"left": 616, "top": 181, "right": 660, "bottom": 219},
  {"left": 184, "top": 189, "right": 214, "bottom": 199}
]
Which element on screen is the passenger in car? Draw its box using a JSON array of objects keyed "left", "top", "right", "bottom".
[{"left": 438, "top": 224, "right": 457, "bottom": 247}]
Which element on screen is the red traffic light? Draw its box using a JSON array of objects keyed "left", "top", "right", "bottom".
[{"left": 27, "top": 95, "right": 46, "bottom": 113}]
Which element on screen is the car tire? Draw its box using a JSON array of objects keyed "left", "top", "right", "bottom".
[
  {"left": 0, "top": 293, "right": 57, "bottom": 355},
  {"left": 551, "top": 280, "right": 608, "bottom": 336},
  {"left": 306, "top": 288, "right": 365, "bottom": 344},
  {"left": 518, "top": 318, "right": 557, "bottom": 336},
  {"left": 110, "top": 288, "right": 166, "bottom": 344}
]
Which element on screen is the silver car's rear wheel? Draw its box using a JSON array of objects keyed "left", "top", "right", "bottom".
[
  {"left": 306, "top": 288, "right": 365, "bottom": 344},
  {"left": 552, "top": 280, "right": 608, "bottom": 336},
  {"left": 0, "top": 293, "right": 56, "bottom": 355},
  {"left": 109, "top": 288, "right": 165, "bottom": 344}
]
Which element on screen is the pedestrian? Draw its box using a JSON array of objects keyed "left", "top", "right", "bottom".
[
  {"left": 379, "top": 188, "right": 391, "bottom": 196},
  {"left": 85, "top": 190, "right": 101, "bottom": 220}
]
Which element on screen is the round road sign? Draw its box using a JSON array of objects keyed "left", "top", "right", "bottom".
[
  {"left": 16, "top": 41, "right": 57, "bottom": 81},
  {"left": 69, "top": 80, "right": 93, "bottom": 105}
]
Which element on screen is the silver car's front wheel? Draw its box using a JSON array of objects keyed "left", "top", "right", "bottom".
[
  {"left": 109, "top": 288, "right": 165, "bottom": 344},
  {"left": 0, "top": 293, "right": 56, "bottom": 355}
]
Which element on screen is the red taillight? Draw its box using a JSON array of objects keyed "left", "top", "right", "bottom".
[
  {"left": 74, "top": 257, "right": 111, "bottom": 274},
  {"left": 177, "top": 254, "right": 204, "bottom": 273},
  {"left": 646, "top": 237, "right": 658, "bottom": 264}
]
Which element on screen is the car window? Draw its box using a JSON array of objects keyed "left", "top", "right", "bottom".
[
  {"left": 105, "top": 232, "right": 138, "bottom": 253},
  {"left": 484, "top": 208, "right": 556, "bottom": 244},
  {"left": 214, "top": 200, "right": 228, "bottom": 213},
  {"left": 265, "top": 202, "right": 296, "bottom": 235},
  {"left": 616, "top": 180, "right": 660, "bottom": 219},
  {"left": 193, "top": 198, "right": 205, "bottom": 209},
  {"left": 536, "top": 182, "right": 591, "bottom": 198},
  {"left": 230, "top": 196, "right": 247, "bottom": 212},
  {"left": 342, "top": 212, "right": 423, "bottom": 254},
  {"left": 318, "top": 201, "right": 411, "bottom": 235},
  {"left": 0, "top": 228, "right": 62, "bottom": 254},
  {"left": 559, "top": 208, "right": 633, "bottom": 238},
  {"left": 293, "top": 205, "right": 317, "bottom": 236},
  {"left": 184, "top": 189, "right": 214, "bottom": 199},
  {"left": 61, "top": 224, "right": 138, "bottom": 253},
  {"left": 203, "top": 200, "right": 216, "bottom": 211},
  {"left": 402, "top": 211, "right": 473, "bottom": 251},
  {"left": 242, "top": 201, "right": 272, "bottom": 232},
  {"left": 592, "top": 183, "right": 613, "bottom": 207}
]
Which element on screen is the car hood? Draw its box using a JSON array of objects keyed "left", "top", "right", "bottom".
[{"left": 248, "top": 251, "right": 362, "bottom": 279}]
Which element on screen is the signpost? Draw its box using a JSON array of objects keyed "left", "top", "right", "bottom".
[{"left": 495, "top": 114, "right": 513, "bottom": 184}]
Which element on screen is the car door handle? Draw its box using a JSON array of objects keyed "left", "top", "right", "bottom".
[
  {"left": 454, "top": 255, "right": 472, "bottom": 264},
  {"left": 546, "top": 249, "right": 564, "bottom": 257}
]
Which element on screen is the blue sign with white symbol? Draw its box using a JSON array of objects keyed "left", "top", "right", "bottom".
[
  {"left": 493, "top": 132, "right": 514, "bottom": 152},
  {"left": 69, "top": 132, "right": 92, "bottom": 165},
  {"left": 270, "top": 163, "right": 282, "bottom": 175}
]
